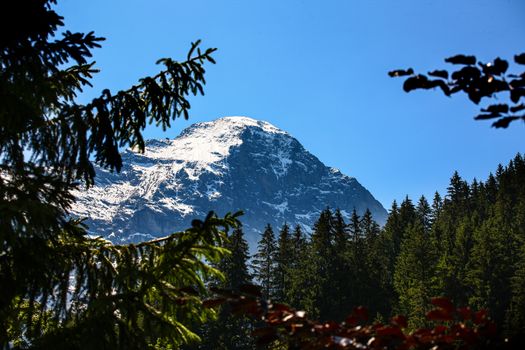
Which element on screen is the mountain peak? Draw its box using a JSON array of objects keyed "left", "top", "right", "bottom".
[
  {"left": 72, "top": 116, "right": 387, "bottom": 247},
  {"left": 140, "top": 116, "right": 286, "bottom": 161},
  {"left": 179, "top": 116, "right": 287, "bottom": 138}
]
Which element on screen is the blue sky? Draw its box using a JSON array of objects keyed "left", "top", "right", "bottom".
[{"left": 58, "top": 0, "right": 524, "bottom": 208}]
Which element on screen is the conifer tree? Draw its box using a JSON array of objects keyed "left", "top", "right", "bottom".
[
  {"left": 430, "top": 192, "right": 443, "bottom": 224},
  {"left": 507, "top": 237, "right": 525, "bottom": 337},
  {"left": 0, "top": 1, "right": 233, "bottom": 348},
  {"left": 360, "top": 208, "right": 380, "bottom": 239},
  {"left": 286, "top": 240, "right": 320, "bottom": 318},
  {"left": 274, "top": 223, "right": 293, "bottom": 303},
  {"left": 416, "top": 195, "right": 432, "bottom": 233},
  {"left": 309, "top": 208, "right": 339, "bottom": 320},
  {"left": 252, "top": 224, "right": 277, "bottom": 299},
  {"left": 286, "top": 225, "right": 313, "bottom": 310},
  {"left": 393, "top": 221, "right": 436, "bottom": 329},
  {"left": 358, "top": 209, "right": 385, "bottom": 315},
  {"left": 348, "top": 209, "right": 368, "bottom": 310},
  {"left": 399, "top": 196, "right": 417, "bottom": 230},
  {"left": 365, "top": 225, "right": 393, "bottom": 318},
  {"left": 446, "top": 171, "right": 471, "bottom": 217},
  {"left": 379, "top": 200, "right": 402, "bottom": 310},
  {"left": 383, "top": 201, "right": 402, "bottom": 262},
  {"left": 333, "top": 209, "right": 349, "bottom": 249},
  {"left": 218, "top": 226, "right": 252, "bottom": 290},
  {"left": 449, "top": 216, "right": 475, "bottom": 305},
  {"left": 348, "top": 208, "right": 361, "bottom": 241},
  {"left": 196, "top": 226, "right": 254, "bottom": 350},
  {"left": 466, "top": 217, "right": 513, "bottom": 324},
  {"left": 331, "top": 209, "right": 352, "bottom": 319},
  {"left": 434, "top": 172, "right": 471, "bottom": 302},
  {"left": 290, "top": 225, "right": 307, "bottom": 269}
]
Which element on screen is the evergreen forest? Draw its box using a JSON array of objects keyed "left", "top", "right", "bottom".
[{"left": 190, "top": 154, "right": 525, "bottom": 349}]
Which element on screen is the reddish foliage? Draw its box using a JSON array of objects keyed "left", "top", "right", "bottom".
[
  {"left": 204, "top": 287, "right": 504, "bottom": 349},
  {"left": 431, "top": 297, "right": 455, "bottom": 314}
]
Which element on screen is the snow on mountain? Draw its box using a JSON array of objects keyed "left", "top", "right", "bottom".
[{"left": 71, "top": 116, "right": 387, "bottom": 248}]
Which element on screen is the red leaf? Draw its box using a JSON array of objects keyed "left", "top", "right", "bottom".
[
  {"left": 440, "top": 335, "right": 455, "bottom": 344},
  {"left": 473, "top": 310, "right": 488, "bottom": 325},
  {"left": 376, "top": 325, "right": 404, "bottom": 338},
  {"left": 391, "top": 315, "right": 408, "bottom": 328},
  {"left": 323, "top": 321, "right": 340, "bottom": 331},
  {"left": 266, "top": 311, "right": 286, "bottom": 324},
  {"left": 202, "top": 297, "right": 226, "bottom": 308},
  {"left": 432, "top": 325, "right": 448, "bottom": 335},
  {"left": 271, "top": 303, "right": 292, "bottom": 312},
  {"left": 345, "top": 315, "right": 358, "bottom": 327},
  {"left": 457, "top": 307, "right": 471, "bottom": 321},
  {"left": 352, "top": 306, "right": 368, "bottom": 322},
  {"left": 426, "top": 309, "right": 453, "bottom": 321},
  {"left": 431, "top": 297, "right": 455, "bottom": 313}
]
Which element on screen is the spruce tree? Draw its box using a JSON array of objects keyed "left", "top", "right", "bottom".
[
  {"left": 466, "top": 217, "right": 513, "bottom": 324},
  {"left": 253, "top": 224, "right": 277, "bottom": 299},
  {"left": 416, "top": 195, "right": 432, "bottom": 233},
  {"left": 333, "top": 209, "right": 349, "bottom": 249},
  {"left": 197, "top": 226, "right": 254, "bottom": 350},
  {"left": 399, "top": 196, "right": 417, "bottom": 230},
  {"left": 430, "top": 192, "right": 443, "bottom": 224},
  {"left": 286, "top": 240, "right": 320, "bottom": 318},
  {"left": 309, "top": 208, "right": 338, "bottom": 320},
  {"left": 380, "top": 200, "right": 402, "bottom": 311},
  {"left": 348, "top": 209, "right": 368, "bottom": 311},
  {"left": 348, "top": 208, "right": 361, "bottom": 241},
  {"left": 274, "top": 223, "right": 293, "bottom": 303},
  {"left": 219, "top": 226, "right": 252, "bottom": 290},
  {"left": 360, "top": 208, "right": 380, "bottom": 239},
  {"left": 286, "top": 225, "right": 313, "bottom": 310},
  {"left": 290, "top": 224, "right": 307, "bottom": 264},
  {"left": 434, "top": 172, "right": 471, "bottom": 302},
  {"left": 393, "top": 221, "right": 436, "bottom": 329},
  {"left": 383, "top": 200, "right": 402, "bottom": 261},
  {"left": 360, "top": 208, "right": 382, "bottom": 311},
  {"left": 0, "top": 2, "right": 233, "bottom": 348},
  {"left": 507, "top": 236, "right": 525, "bottom": 337},
  {"left": 332, "top": 209, "right": 352, "bottom": 320}
]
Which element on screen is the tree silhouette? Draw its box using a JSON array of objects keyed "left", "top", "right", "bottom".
[
  {"left": 0, "top": 1, "right": 239, "bottom": 348},
  {"left": 389, "top": 53, "right": 525, "bottom": 128}
]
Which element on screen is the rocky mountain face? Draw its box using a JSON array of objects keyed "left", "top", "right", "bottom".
[{"left": 71, "top": 116, "right": 387, "bottom": 248}]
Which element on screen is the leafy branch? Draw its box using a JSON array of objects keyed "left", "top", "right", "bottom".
[
  {"left": 3, "top": 211, "right": 241, "bottom": 349},
  {"left": 207, "top": 286, "right": 500, "bottom": 349},
  {"left": 389, "top": 53, "right": 525, "bottom": 128}
]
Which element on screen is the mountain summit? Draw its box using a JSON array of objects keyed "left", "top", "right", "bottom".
[{"left": 71, "top": 116, "right": 387, "bottom": 247}]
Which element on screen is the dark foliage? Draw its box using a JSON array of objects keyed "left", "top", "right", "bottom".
[
  {"left": 243, "top": 154, "right": 525, "bottom": 347},
  {"left": 0, "top": 1, "right": 237, "bottom": 348},
  {"left": 389, "top": 54, "right": 525, "bottom": 127},
  {"left": 209, "top": 287, "right": 505, "bottom": 349},
  {"left": 188, "top": 225, "right": 256, "bottom": 350}
]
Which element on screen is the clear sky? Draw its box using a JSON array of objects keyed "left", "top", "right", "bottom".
[{"left": 57, "top": 0, "right": 524, "bottom": 209}]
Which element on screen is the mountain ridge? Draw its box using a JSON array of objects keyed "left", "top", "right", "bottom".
[{"left": 71, "top": 116, "right": 387, "bottom": 247}]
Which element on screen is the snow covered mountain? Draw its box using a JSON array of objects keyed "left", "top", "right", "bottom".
[{"left": 71, "top": 116, "right": 387, "bottom": 248}]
